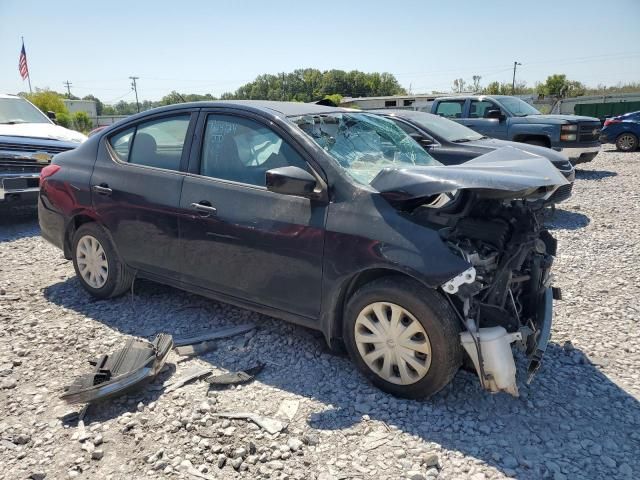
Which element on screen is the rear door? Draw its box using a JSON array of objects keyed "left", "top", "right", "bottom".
[
  {"left": 461, "top": 99, "right": 509, "bottom": 139},
  {"left": 91, "top": 110, "right": 196, "bottom": 277},
  {"left": 178, "top": 109, "right": 326, "bottom": 318}
]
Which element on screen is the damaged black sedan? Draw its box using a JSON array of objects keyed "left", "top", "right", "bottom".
[{"left": 39, "top": 101, "right": 566, "bottom": 398}]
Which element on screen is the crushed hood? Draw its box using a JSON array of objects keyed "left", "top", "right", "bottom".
[
  {"left": 371, "top": 146, "right": 570, "bottom": 207},
  {"left": 0, "top": 123, "right": 87, "bottom": 143}
]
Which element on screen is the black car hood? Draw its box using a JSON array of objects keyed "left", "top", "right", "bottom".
[{"left": 371, "top": 146, "right": 569, "bottom": 208}]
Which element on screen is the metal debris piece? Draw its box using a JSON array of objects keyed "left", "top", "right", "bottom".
[
  {"left": 206, "top": 363, "right": 264, "bottom": 387},
  {"left": 164, "top": 367, "right": 212, "bottom": 393},
  {"left": 212, "top": 412, "right": 288, "bottom": 435},
  {"left": 173, "top": 324, "right": 255, "bottom": 347},
  {"left": 60, "top": 334, "right": 173, "bottom": 404},
  {"left": 276, "top": 399, "right": 300, "bottom": 421},
  {"left": 174, "top": 341, "right": 217, "bottom": 357}
]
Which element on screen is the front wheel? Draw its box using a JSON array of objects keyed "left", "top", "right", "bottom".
[
  {"left": 71, "top": 223, "right": 134, "bottom": 299},
  {"left": 616, "top": 133, "right": 638, "bottom": 152},
  {"left": 343, "top": 277, "right": 462, "bottom": 398}
]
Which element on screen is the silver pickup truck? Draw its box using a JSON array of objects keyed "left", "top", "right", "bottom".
[{"left": 0, "top": 94, "right": 85, "bottom": 209}]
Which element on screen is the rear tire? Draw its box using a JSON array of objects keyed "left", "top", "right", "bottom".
[
  {"left": 71, "top": 223, "right": 134, "bottom": 299},
  {"left": 343, "top": 276, "right": 462, "bottom": 399},
  {"left": 616, "top": 133, "right": 638, "bottom": 152}
]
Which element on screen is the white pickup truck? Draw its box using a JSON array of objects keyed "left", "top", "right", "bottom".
[{"left": 0, "top": 94, "right": 86, "bottom": 209}]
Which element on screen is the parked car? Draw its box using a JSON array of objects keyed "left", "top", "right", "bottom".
[
  {"left": 600, "top": 111, "right": 640, "bottom": 152},
  {"left": 429, "top": 95, "right": 602, "bottom": 164},
  {"left": 371, "top": 109, "right": 575, "bottom": 204},
  {"left": 0, "top": 93, "right": 86, "bottom": 209},
  {"left": 39, "top": 101, "right": 567, "bottom": 398}
]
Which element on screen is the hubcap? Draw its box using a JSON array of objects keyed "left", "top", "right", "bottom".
[
  {"left": 76, "top": 235, "right": 109, "bottom": 289},
  {"left": 619, "top": 134, "right": 636, "bottom": 150},
  {"left": 354, "top": 302, "right": 432, "bottom": 385}
]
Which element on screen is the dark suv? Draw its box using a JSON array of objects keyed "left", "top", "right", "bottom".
[{"left": 39, "top": 101, "right": 567, "bottom": 398}]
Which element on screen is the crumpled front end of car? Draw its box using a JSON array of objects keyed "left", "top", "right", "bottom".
[{"left": 372, "top": 147, "right": 565, "bottom": 396}]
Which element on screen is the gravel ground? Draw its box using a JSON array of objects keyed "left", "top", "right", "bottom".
[{"left": 1, "top": 147, "right": 639, "bottom": 480}]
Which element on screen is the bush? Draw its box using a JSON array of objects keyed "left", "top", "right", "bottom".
[
  {"left": 24, "top": 90, "right": 68, "bottom": 117},
  {"left": 55, "top": 112, "right": 72, "bottom": 128},
  {"left": 72, "top": 111, "right": 92, "bottom": 133}
]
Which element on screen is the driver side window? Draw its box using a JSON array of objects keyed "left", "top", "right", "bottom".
[
  {"left": 200, "top": 114, "right": 309, "bottom": 187},
  {"left": 469, "top": 100, "right": 500, "bottom": 119}
]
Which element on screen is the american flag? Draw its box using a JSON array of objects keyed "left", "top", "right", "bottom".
[{"left": 18, "top": 43, "right": 29, "bottom": 80}]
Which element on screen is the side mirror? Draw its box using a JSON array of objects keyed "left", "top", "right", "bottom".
[
  {"left": 409, "top": 133, "right": 434, "bottom": 147},
  {"left": 266, "top": 166, "right": 319, "bottom": 199},
  {"left": 485, "top": 109, "right": 505, "bottom": 121},
  {"left": 46, "top": 111, "right": 57, "bottom": 120}
]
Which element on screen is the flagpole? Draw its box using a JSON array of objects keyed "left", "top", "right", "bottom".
[{"left": 22, "top": 36, "right": 32, "bottom": 93}]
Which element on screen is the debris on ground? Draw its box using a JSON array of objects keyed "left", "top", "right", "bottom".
[
  {"left": 174, "top": 323, "right": 255, "bottom": 347},
  {"left": 212, "top": 412, "right": 288, "bottom": 435},
  {"left": 206, "top": 362, "right": 265, "bottom": 387},
  {"left": 163, "top": 366, "right": 212, "bottom": 393},
  {"left": 60, "top": 333, "right": 173, "bottom": 403}
]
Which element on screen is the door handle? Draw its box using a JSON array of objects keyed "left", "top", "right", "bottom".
[
  {"left": 190, "top": 202, "right": 217, "bottom": 216},
  {"left": 92, "top": 184, "right": 112, "bottom": 196}
]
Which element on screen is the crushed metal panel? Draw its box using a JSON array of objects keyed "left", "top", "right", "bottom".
[
  {"left": 371, "top": 146, "right": 570, "bottom": 206},
  {"left": 60, "top": 333, "right": 173, "bottom": 404}
]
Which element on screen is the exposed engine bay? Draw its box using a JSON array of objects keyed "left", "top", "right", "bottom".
[{"left": 414, "top": 191, "right": 558, "bottom": 396}]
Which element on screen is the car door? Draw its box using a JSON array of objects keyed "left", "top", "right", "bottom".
[
  {"left": 461, "top": 99, "right": 509, "bottom": 139},
  {"left": 91, "top": 111, "right": 196, "bottom": 277},
  {"left": 178, "top": 110, "right": 327, "bottom": 319}
]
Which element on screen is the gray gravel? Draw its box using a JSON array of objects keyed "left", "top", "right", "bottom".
[{"left": 1, "top": 147, "right": 639, "bottom": 480}]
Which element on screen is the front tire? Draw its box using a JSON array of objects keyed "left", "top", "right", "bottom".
[
  {"left": 343, "top": 276, "right": 462, "bottom": 399},
  {"left": 72, "top": 223, "right": 134, "bottom": 299},
  {"left": 616, "top": 133, "right": 638, "bottom": 152}
]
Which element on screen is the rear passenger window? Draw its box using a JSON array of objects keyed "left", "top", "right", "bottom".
[
  {"left": 108, "top": 115, "right": 190, "bottom": 171},
  {"left": 435, "top": 101, "right": 465, "bottom": 119}
]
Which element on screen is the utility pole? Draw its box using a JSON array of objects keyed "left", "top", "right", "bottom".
[
  {"left": 129, "top": 76, "right": 140, "bottom": 113},
  {"left": 512, "top": 61, "right": 522, "bottom": 94},
  {"left": 63, "top": 80, "right": 72, "bottom": 98}
]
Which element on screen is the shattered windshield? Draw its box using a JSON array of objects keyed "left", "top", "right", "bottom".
[{"left": 290, "top": 112, "right": 441, "bottom": 185}]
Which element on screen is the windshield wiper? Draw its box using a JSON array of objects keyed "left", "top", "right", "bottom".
[
  {"left": 452, "top": 138, "right": 472, "bottom": 143},
  {"left": 0, "top": 120, "right": 27, "bottom": 125}
]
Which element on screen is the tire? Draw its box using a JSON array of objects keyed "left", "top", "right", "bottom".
[
  {"left": 616, "top": 133, "right": 638, "bottom": 152},
  {"left": 71, "top": 223, "right": 134, "bottom": 299},
  {"left": 343, "top": 276, "right": 462, "bottom": 399},
  {"left": 524, "top": 139, "right": 549, "bottom": 148}
]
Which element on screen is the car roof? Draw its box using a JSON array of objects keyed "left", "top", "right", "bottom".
[
  {"left": 434, "top": 95, "right": 510, "bottom": 101},
  {"left": 131, "top": 100, "right": 354, "bottom": 119}
]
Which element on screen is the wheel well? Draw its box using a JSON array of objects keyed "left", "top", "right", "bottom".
[
  {"left": 63, "top": 214, "right": 95, "bottom": 258},
  {"left": 331, "top": 268, "right": 426, "bottom": 343},
  {"left": 513, "top": 134, "right": 551, "bottom": 147}
]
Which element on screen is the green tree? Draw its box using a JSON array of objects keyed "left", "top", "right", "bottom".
[
  {"left": 537, "top": 74, "right": 586, "bottom": 98},
  {"left": 23, "top": 89, "right": 68, "bottom": 117},
  {"left": 322, "top": 94, "right": 343, "bottom": 107},
  {"left": 72, "top": 111, "right": 92, "bottom": 133},
  {"left": 82, "top": 95, "right": 104, "bottom": 116}
]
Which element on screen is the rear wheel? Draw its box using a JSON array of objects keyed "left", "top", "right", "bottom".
[
  {"left": 72, "top": 223, "right": 134, "bottom": 298},
  {"left": 616, "top": 133, "right": 638, "bottom": 152},
  {"left": 343, "top": 276, "right": 462, "bottom": 398}
]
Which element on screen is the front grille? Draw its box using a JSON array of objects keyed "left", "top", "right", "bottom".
[
  {"left": 0, "top": 142, "right": 73, "bottom": 154},
  {"left": 548, "top": 182, "right": 573, "bottom": 204},
  {"left": 0, "top": 159, "right": 44, "bottom": 173},
  {"left": 578, "top": 123, "right": 601, "bottom": 143}
]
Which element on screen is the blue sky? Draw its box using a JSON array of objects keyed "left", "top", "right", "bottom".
[{"left": 1, "top": 0, "right": 638, "bottom": 103}]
